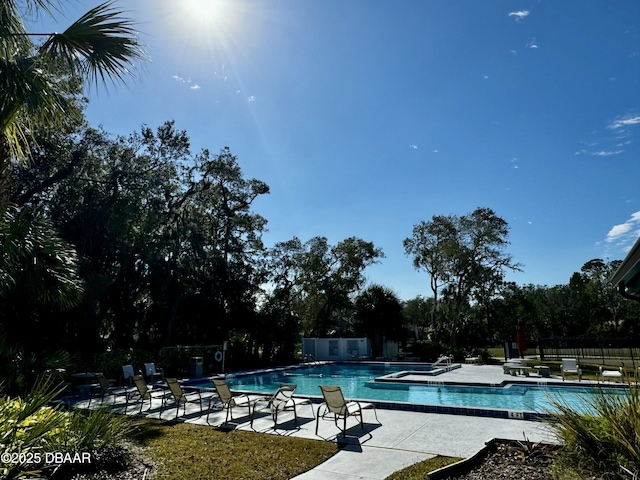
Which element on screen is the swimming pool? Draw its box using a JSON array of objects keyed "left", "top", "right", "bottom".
[{"left": 209, "top": 363, "right": 625, "bottom": 417}]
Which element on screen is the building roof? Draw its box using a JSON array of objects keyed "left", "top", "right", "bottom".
[{"left": 610, "top": 235, "right": 640, "bottom": 301}]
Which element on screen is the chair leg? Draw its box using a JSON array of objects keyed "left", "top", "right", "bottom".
[
  {"left": 315, "top": 405, "right": 323, "bottom": 435},
  {"left": 371, "top": 407, "right": 380, "bottom": 424}
]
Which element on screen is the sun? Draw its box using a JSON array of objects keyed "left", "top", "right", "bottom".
[
  {"left": 182, "top": 0, "right": 227, "bottom": 21},
  {"left": 178, "top": 0, "right": 241, "bottom": 35}
]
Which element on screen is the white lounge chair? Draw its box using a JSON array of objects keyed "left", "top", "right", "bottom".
[
  {"left": 122, "top": 365, "right": 135, "bottom": 386},
  {"left": 599, "top": 366, "right": 624, "bottom": 383},
  {"left": 144, "top": 363, "right": 164, "bottom": 383},
  {"left": 561, "top": 359, "right": 582, "bottom": 381}
]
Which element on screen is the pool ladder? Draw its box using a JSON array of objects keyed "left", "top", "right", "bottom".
[
  {"left": 303, "top": 354, "right": 322, "bottom": 366},
  {"left": 432, "top": 354, "right": 454, "bottom": 370}
]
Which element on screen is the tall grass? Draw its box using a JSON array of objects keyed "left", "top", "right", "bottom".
[{"left": 546, "top": 383, "right": 640, "bottom": 479}]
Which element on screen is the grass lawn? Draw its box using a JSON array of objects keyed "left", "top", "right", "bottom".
[
  {"left": 384, "top": 455, "right": 463, "bottom": 480},
  {"left": 132, "top": 419, "right": 338, "bottom": 480}
]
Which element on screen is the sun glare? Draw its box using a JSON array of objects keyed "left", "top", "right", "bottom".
[{"left": 178, "top": 0, "right": 241, "bottom": 36}]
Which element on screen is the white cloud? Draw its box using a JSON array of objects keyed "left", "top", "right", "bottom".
[
  {"left": 173, "top": 75, "right": 199, "bottom": 90},
  {"left": 605, "top": 211, "right": 640, "bottom": 250},
  {"left": 483, "top": 75, "right": 489, "bottom": 79},
  {"left": 594, "top": 150, "right": 624, "bottom": 156},
  {"left": 248, "top": 96, "right": 257, "bottom": 102},
  {"left": 526, "top": 38, "right": 538, "bottom": 49},
  {"left": 608, "top": 115, "right": 640, "bottom": 130},
  {"left": 409, "top": 145, "right": 418, "bottom": 150},
  {"left": 508, "top": 10, "right": 530, "bottom": 20},
  {"left": 575, "top": 149, "right": 624, "bottom": 157},
  {"left": 607, "top": 223, "right": 632, "bottom": 242}
]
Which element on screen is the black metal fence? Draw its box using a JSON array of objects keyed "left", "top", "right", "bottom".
[{"left": 539, "top": 337, "right": 639, "bottom": 367}]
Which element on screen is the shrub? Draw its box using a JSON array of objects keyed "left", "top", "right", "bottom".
[
  {"left": 547, "top": 383, "right": 640, "bottom": 479},
  {"left": 0, "top": 375, "right": 135, "bottom": 479},
  {"left": 407, "top": 341, "right": 447, "bottom": 362}
]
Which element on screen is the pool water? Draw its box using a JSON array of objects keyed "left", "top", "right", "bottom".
[{"left": 220, "top": 363, "right": 622, "bottom": 413}]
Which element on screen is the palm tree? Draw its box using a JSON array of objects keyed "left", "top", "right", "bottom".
[
  {"left": 0, "top": 0, "right": 146, "bottom": 201},
  {"left": 0, "top": 1, "right": 145, "bottom": 324}
]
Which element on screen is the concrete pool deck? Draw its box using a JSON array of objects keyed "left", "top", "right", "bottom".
[
  {"left": 235, "top": 362, "right": 568, "bottom": 479},
  {"left": 82, "top": 363, "right": 587, "bottom": 479},
  {"left": 97, "top": 391, "right": 557, "bottom": 480}
]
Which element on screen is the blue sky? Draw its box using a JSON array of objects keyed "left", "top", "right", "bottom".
[{"left": 34, "top": 1, "right": 640, "bottom": 300}]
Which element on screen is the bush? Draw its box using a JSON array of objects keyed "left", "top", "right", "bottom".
[
  {"left": 547, "top": 383, "right": 640, "bottom": 479},
  {"left": 0, "top": 375, "right": 136, "bottom": 479},
  {"left": 406, "top": 341, "right": 447, "bottom": 362}
]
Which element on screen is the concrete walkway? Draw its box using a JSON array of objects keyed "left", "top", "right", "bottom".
[{"left": 287, "top": 409, "right": 556, "bottom": 480}]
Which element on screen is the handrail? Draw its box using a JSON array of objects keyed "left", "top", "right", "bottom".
[
  {"left": 303, "top": 354, "right": 321, "bottom": 366},
  {"left": 432, "top": 354, "right": 453, "bottom": 368}
]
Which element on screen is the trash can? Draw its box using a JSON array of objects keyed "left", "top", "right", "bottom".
[{"left": 190, "top": 357, "right": 203, "bottom": 378}]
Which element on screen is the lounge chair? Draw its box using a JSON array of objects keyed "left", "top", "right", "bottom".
[
  {"left": 599, "top": 366, "right": 624, "bottom": 383},
  {"left": 207, "top": 379, "right": 254, "bottom": 424},
  {"left": 122, "top": 365, "right": 136, "bottom": 386},
  {"left": 88, "top": 373, "right": 131, "bottom": 408},
  {"left": 316, "top": 385, "right": 380, "bottom": 435},
  {"left": 144, "top": 363, "right": 164, "bottom": 383},
  {"left": 130, "top": 375, "right": 167, "bottom": 413},
  {"left": 253, "top": 384, "right": 313, "bottom": 427},
  {"left": 163, "top": 378, "right": 203, "bottom": 418},
  {"left": 561, "top": 359, "right": 582, "bottom": 381}
]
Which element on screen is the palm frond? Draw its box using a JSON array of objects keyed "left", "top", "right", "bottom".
[
  {"left": 39, "top": 1, "right": 146, "bottom": 90},
  {"left": 0, "top": 206, "right": 84, "bottom": 308}
]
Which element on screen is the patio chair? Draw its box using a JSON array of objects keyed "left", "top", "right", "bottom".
[
  {"left": 162, "top": 378, "right": 203, "bottom": 418},
  {"left": 561, "top": 359, "right": 582, "bottom": 381},
  {"left": 207, "top": 379, "right": 254, "bottom": 424},
  {"left": 253, "top": 384, "right": 314, "bottom": 427},
  {"left": 88, "top": 373, "right": 132, "bottom": 408},
  {"left": 144, "top": 363, "right": 164, "bottom": 383},
  {"left": 130, "top": 375, "right": 167, "bottom": 414},
  {"left": 316, "top": 385, "right": 380, "bottom": 435},
  {"left": 122, "top": 365, "right": 136, "bottom": 386}
]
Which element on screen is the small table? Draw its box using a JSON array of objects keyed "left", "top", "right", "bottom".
[
  {"left": 69, "top": 373, "right": 99, "bottom": 399},
  {"left": 534, "top": 365, "right": 550, "bottom": 378},
  {"left": 504, "top": 364, "right": 531, "bottom": 376}
]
